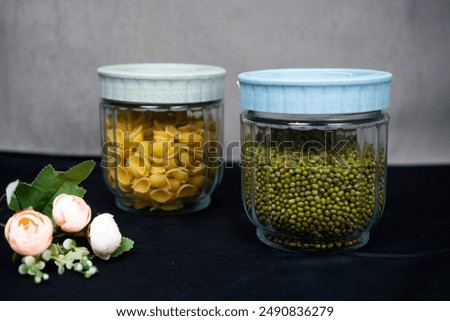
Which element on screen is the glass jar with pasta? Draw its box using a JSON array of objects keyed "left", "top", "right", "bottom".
[{"left": 97, "top": 64, "right": 226, "bottom": 215}]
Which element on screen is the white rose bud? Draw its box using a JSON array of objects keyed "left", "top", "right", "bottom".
[{"left": 88, "top": 213, "right": 122, "bottom": 260}]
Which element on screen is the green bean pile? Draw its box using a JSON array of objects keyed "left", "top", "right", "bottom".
[{"left": 243, "top": 134, "right": 385, "bottom": 251}]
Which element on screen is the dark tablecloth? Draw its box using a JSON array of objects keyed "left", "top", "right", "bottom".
[{"left": 0, "top": 152, "right": 449, "bottom": 300}]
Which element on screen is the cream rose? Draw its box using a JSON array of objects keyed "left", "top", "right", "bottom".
[
  {"left": 5, "top": 209, "right": 53, "bottom": 256},
  {"left": 52, "top": 194, "right": 91, "bottom": 233},
  {"left": 88, "top": 214, "right": 122, "bottom": 260}
]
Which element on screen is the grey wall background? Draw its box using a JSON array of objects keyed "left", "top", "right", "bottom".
[{"left": 1, "top": 0, "right": 449, "bottom": 164}]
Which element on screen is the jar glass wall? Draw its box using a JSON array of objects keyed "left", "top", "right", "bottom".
[
  {"left": 100, "top": 100, "right": 223, "bottom": 215},
  {"left": 97, "top": 63, "right": 226, "bottom": 215},
  {"left": 238, "top": 68, "right": 392, "bottom": 252},
  {"left": 241, "top": 110, "right": 389, "bottom": 252}
]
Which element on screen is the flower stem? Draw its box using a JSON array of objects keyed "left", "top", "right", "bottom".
[{"left": 53, "top": 231, "right": 88, "bottom": 239}]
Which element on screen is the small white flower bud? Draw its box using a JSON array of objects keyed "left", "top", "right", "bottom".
[{"left": 88, "top": 214, "right": 122, "bottom": 260}]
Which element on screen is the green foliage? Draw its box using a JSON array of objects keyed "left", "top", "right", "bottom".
[
  {"left": 43, "top": 239, "right": 98, "bottom": 279},
  {"left": 2, "top": 159, "right": 135, "bottom": 284},
  {"left": 111, "top": 237, "right": 135, "bottom": 258},
  {"left": 6, "top": 160, "right": 95, "bottom": 222},
  {"left": 18, "top": 255, "right": 49, "bottom": 284}
]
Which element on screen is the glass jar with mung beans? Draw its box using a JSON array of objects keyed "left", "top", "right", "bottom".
[
  {"left": 98, "top": 64, "right": 226, "bottom": 215},
  {"left": 238, "top": 69, "right": 392, "bottom": 252}
]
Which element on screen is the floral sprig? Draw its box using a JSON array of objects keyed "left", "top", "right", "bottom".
[{"left": 1, "top": 160, "right": 134, "bottom": 284}]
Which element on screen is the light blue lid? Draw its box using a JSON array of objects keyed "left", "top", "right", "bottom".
[{"left": 237, "top": 68, "right": 392, "bottom": 114}]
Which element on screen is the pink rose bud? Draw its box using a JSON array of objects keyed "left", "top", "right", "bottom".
[
  {"left": 5, "top": 209, "right": 53, "bottom": 256},
  {"left": 52, "top": 194, "right": 92, "bottom": 233},
  {"left": 88, "top": 213, "right": 122, "bottom": 260}
]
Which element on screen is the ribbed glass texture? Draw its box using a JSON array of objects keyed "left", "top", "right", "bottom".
[
  {"left": 241, "top": 110, "right": 389, "bottom": 252},
  {"left": 100, "top": 100, "right": 224, "bottom": 215}
]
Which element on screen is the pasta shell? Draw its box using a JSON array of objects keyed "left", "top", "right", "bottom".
[
  {"left": 164, "top": 157, "right": 179, "bottom": 170},
  {"left": 138, "top": 141, "right": 152, "bottom": 158},
  {"left": 129, "top": 125, "right": 144, "bottom": 142},
  {"left": 117, "top": 166, "right": 132, "bottom": 186},
  {"left": 160, "top": 203, "right": 184, "bottom": 211},
  {"left": 178, "top": 132, "right": 191, "bottom": 143},
  {"left": 153, "top": 120, "right": 164, "bottom": 131},
  {"left": 194, "top": 148, "right": 204, "bottom": 161},
  {"left": 153, "top": 135, "right": 172, "bottom": 143},
  {"left": 165, "top": 125, "right": 178, "bottom": 136},
  {"left": 153, "top": 130, "right": 173, "bottom": 142},
  {"left": 195, "top": 129, "right": 205, "bottom": 137},
  {"left": 133, "top": 200, "right": 149, "bottom": 210},
  {"left": 176, "top": 184, "right": 198, "bottom": 198},
  {"left": 143, "top": 128, "right": 153, "bottom": 140},
  {"left": 127, "top": 153, "right": 148, "bottom": 177},
  {"left": 149, "top": 166, "right": 166, "bottom": 174},
  {"left": 178, "top": 124, "right": 197, "bottom": 132},
  {"left": 166, "top": 168, "right": 189, "bottom": 182},
  {"left": 115, "top": 129, "right": 125, "bottom": 145},
  {"left": 149, "top": 174, "right": 170, "bottom": 189},
  {"left": 150, "top": 189, "right": 173, "bottom": 203},
  {"left": 168, "top": 178, "right": 181, "bottom": 192},
  {"left": 152, "top": 142, "right": 175, "bottom": 158},
  {"left": 188, "top": 175, "right": 205, "bottom": 189},
  {"left": 179, "top": 150, "right": 193, "bottom": 166},
  {"left": 117, "top": 166, "right": 131, "bottom": 193},
  {"left": 152, "top": 142, "right": 165, "bottom": 158},
  {"left": 115, "top": 115, "right": 128, "bottom": 131},
  {"left": 192, "top": 133, "right": 204, "bottom": 144},
  {"left": 132, "top": 177, "right": 152, "bottom": 194}
]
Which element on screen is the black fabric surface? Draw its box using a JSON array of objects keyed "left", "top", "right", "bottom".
[{"left": 0, "top": 152, "right": 449, "bottom": 300}]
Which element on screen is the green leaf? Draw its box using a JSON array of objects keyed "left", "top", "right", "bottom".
[
  {"left": 7, "top": 182, "right": 41, "bottom": 212},
  {"left": 57, "top": 160, "right": 96, "bottom": 183},
  {"left": 31, "top": 165, "right": 58, "bottom": 191},
  {"left": 5, "top": 160, "right": 96, "bottom": 222},
  {"left": 110, "top": 237, "right": 134, "bottom": 258}
]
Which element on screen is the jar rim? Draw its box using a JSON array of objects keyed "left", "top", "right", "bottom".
[
  {"left": 242, "top": 110, "right": 389, "bottom": 129},
  {"left": 98, "top": 63, "right": 226, "bottom": 80},
  {"left": 237, "top": 68, "right": 392, "bottom": 86}
]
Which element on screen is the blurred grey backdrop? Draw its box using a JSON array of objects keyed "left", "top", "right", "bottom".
[{"left": 0, "top": 0, "right": 449, "bottom": 164}]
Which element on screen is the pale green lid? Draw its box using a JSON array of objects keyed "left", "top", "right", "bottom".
[{"left": 98, "top": 63, "right": 226, "bottom": 104}]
